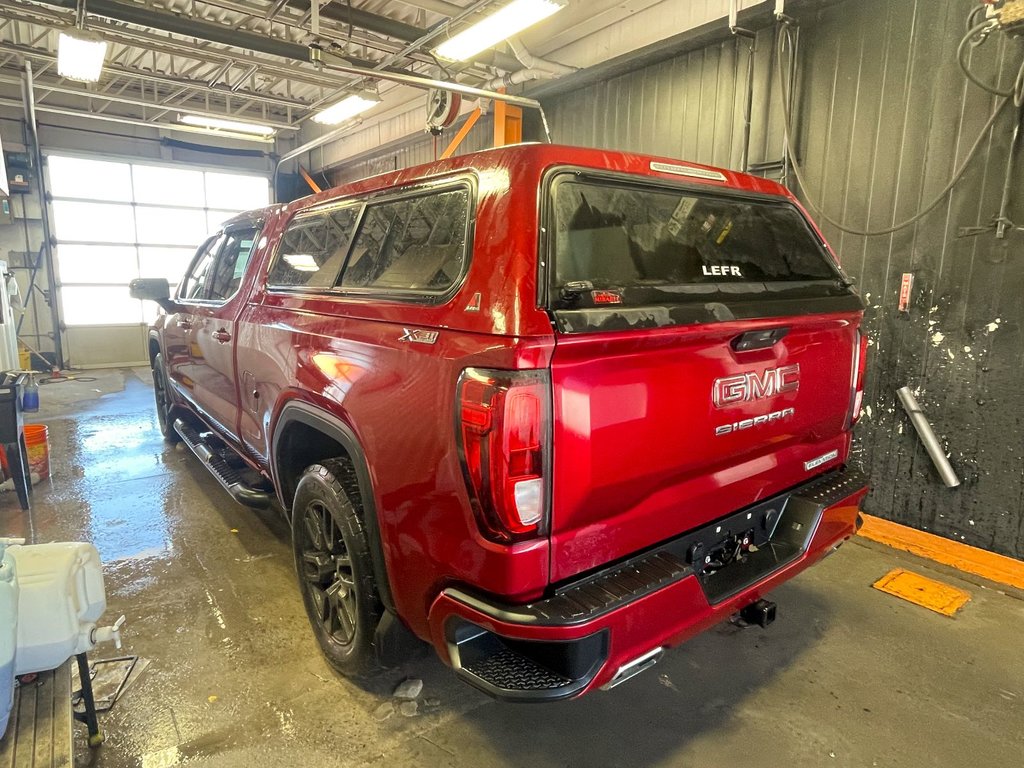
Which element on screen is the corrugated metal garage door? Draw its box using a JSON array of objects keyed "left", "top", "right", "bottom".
[{"left": 46, "top": 153, "right": 269, "bottom": 367}]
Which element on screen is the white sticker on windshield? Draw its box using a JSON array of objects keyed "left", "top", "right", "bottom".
[
  {"left": 667, "top": 197, "right": 698, "bottom": 237},
  {"left": 650, "top": 161, "right": 727, "bottom": 182}
]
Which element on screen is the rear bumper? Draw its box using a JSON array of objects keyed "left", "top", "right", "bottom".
[{"left": 427, "top": 467, "right": 868, "bottom": 701}]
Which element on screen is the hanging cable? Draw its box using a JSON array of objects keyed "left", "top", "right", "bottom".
[
  {"left": 774, "top": 21, "right": 1011, "bottom": 237},
  {"left": 957, "top": 19, "right": 1024, "bottom": 105}
]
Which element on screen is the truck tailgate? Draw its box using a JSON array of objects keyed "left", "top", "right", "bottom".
[{"left": 548, "top": 312, "right": 861, "bottom": 583}]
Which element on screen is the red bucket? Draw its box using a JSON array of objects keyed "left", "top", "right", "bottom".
[{"left": 24, "top": 424, "right": 49, "bottom": 481}]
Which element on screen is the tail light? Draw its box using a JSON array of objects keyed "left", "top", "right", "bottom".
[
  {"left": 848, "top": 330, "right": 869, "bottom": 425},
  {"left": 457, "top": 368, "right": 550, "bottom": 543}
]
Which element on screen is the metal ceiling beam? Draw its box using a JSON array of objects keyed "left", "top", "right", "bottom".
[
  {"left": 0, "top": 4, "right": 335, "bottom": 89},
  {"left": 28, "top": 0, "right": 308, "bottom": 59},
  {"left": 25, "top": 0, "right": 400, "bottom": 72},
  {"left": 0, "top": 40, "right": 308, "bottom": 110},
  {"left": 200, "top": 0, "right": 437, "bottom": 60},
  {"left": 0, "top": 72, "right": 299, "bottom": 129},
  {"left": 288, "top": 0, "right": 526, "bottom": 73},
  {"left": 193, "top": 0, "right": 498, "bottom": 81},
  {"left": 286, "top": 0, "right": 423, "bottom": 42},
  {"left": 391, "top": 0, "right": 464, "bottom": 17},
  {"left": 0, "top": 94, "right": 275, "bottom": 141},
  {"left": 0, "top": 5, "right": 343, "bottom": 91}
]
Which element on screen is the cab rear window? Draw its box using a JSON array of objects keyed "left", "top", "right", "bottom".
[{"left": 549, "top": 176, "right": 843, "bottom": 308}]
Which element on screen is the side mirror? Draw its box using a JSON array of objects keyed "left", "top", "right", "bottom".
[{"left": 129, "top": 278, "right": 178, "bottom": 313}]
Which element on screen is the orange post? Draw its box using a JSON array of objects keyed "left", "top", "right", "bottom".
[
  {"left": 298, "top": 165, "right": 322, "bottom": 194},
  {"left": 493, "top": 98, "right": 523, "bottom": 147},
  {"left": 441, "top": 107, "right": 482, "bottom": 159}
]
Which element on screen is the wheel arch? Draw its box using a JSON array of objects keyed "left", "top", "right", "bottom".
[
  {"left": 147, "top": 332, "right": 161, "bottom": 365},
  {"left": 271, "top": 401, "right": 395, "bottom": 614}
]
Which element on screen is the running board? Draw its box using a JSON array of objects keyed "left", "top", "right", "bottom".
[{"left": 173, "top": 418, "right": 273, "bottom": 510}]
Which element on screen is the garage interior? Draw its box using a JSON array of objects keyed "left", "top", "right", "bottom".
[{"left": 0, "top": 0, "right": 1022, "bottom": 766}]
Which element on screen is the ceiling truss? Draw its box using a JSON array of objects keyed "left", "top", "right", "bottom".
[{"left": 0, "top": 0, "right": 509, "bottom": 141}]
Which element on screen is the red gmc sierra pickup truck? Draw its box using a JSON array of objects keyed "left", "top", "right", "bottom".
[{"left": 131, "top": 143, "right": 869, "bottom": 701}]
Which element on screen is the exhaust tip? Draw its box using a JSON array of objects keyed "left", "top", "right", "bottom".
[{"left": 600, "top": 646, "right": 665, "bottom": 691}]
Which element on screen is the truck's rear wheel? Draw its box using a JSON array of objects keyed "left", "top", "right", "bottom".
[
  {"left": 151, "top": 353, "right": 180, "bottom": 444},
  {"left": 291, "top": 459, "right": 382, "bottom": 678}
]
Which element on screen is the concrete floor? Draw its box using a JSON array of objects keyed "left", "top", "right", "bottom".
[{"left": 1, "top": 368, "right": 1022, "bottom": 768}]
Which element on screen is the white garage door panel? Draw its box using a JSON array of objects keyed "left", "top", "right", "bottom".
[
  {"left": 65, "top": 326, "right": 150, "bottom": 369},
  {"left": 46, "top": 153, "right": 270, "bottom": 368}
]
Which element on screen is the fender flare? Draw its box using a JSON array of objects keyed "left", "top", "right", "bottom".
[
  {"left": 146, "top": 331, "right": 162, "bottom": 363},
  {"left": 271, "top": 401, "right": 395, "bottom": 614}
]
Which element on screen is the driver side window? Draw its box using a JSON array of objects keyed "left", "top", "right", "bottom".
[{"left": 179, "top": 235, "right": 223, "bottom": 301}]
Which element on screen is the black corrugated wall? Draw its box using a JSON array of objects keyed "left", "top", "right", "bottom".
[
  {"left": 554, "top": 0, "right": 1024, "bottom": 560},
  {"left": 327, "top": 0, "right": 1024, "bottom": 559}
]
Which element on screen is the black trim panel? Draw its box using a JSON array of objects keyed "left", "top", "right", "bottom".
[{"left": 552, "top": 293, "right": 866, "bottom": 334}]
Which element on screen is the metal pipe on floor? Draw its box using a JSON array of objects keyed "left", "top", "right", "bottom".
[{"left": 896, "top": 387, "right": 960, "bottom": 488}]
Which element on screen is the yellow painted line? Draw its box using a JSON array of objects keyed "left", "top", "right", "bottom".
[
  {"left": 858, "top": 513, "right": 1024, "bottom": 591},
  {"left": 873, "top": 568, "right": 970, "bottom": 617}
]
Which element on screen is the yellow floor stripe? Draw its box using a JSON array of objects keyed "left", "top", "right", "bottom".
[
  {"left": 858, "top": 513, "right": 1024, "bottom": 591},
  {"left": 873, "top": 568, "right": 971, "bottom": 617}
]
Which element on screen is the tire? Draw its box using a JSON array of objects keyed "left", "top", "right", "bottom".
[
  {"left": 291, "top": 459, "right": 383, "bottom": 678},
  {"left": 151, "top": 352, "right": 180, "bottom": 444}
]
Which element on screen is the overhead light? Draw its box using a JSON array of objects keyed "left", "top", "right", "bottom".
[
  {"left": 283, "top": 254, "right": 320, "bottom": 272},
  {"left": 313, "top": 94, "right": 381, "bottom": 125},
  {"left": 57, "top": 31, "right": 108, "bottom": 83},
  {"left": 433, "top": 0, "right": 566, "bottom": 62},
  {"left": 179, "top": 114, "right": 277, "bottom": 136}
]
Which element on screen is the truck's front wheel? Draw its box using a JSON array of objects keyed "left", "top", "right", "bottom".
[
  {"left": 151, "top": 353, "right": 180, "bottom": 444},
  {"left": 291, "top": 460, "right": 383, "bottom": 678}
]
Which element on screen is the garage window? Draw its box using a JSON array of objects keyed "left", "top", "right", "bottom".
[{"left": 47, "top": 154, "right": 269, "bottom": 326}]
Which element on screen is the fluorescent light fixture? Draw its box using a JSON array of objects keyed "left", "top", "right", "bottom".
[
  {"left": 57, "top": 31, "right": 108, "bottom": 83},
  {"left": 179, "top": 114, "right": 277, "bottom": 136},
  {"left": 434, "top": 0, "right": 566, "bottom": 62},
  {"left": 313, "top": 94, "right": 381, "bottom": 125},
  {"left": 284, "top": 254, "right": 319, "bottom": 272}
]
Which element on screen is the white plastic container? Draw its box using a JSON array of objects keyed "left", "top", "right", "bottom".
[
  {"left": 0, "top": 538, "right": 21, "bottom": 738},
  {"left": 8, "top": 542, "right": 108, "bottom": 675}
]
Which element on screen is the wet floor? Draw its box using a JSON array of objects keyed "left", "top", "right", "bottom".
[{"left": 1, "top": 368, "right": 1022, "bottom": 767}]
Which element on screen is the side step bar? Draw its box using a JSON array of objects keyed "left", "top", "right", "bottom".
[{"left": 173, "top": 418, "right": 273, "bottom": 510}]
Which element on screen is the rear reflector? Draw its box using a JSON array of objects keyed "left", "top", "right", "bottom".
[
  {"left": 457, "top": 369, "right": 550, "bottom": 542},
  {"left": 849, "top": 331, "right": 869, "bottom": 425}
]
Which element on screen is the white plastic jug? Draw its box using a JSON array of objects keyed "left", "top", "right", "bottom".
[
  {"left": 0, "top": 538, "right": 22, "bottom": 739},
  {"left": 8, "top": 542, "right": 120, "bottom": 675}
]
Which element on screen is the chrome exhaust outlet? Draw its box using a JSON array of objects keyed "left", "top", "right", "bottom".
[{"left": 600, "top": 646, "right": 665, "bottom": 690}]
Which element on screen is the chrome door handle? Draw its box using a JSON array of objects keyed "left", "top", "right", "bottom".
[
  {"left": 176, "top": 319, "right": 193, "bottom": 330},
  {"left": 212, "top": 329, "right": 232, "bottom": 343}
]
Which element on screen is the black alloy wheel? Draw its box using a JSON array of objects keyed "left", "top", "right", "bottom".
[
  {"left": 291, "top": 460, "right": 382, "bottom": 677},
  {"left": 299, "top": 497, "right": 359, "bottom": 646}
]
